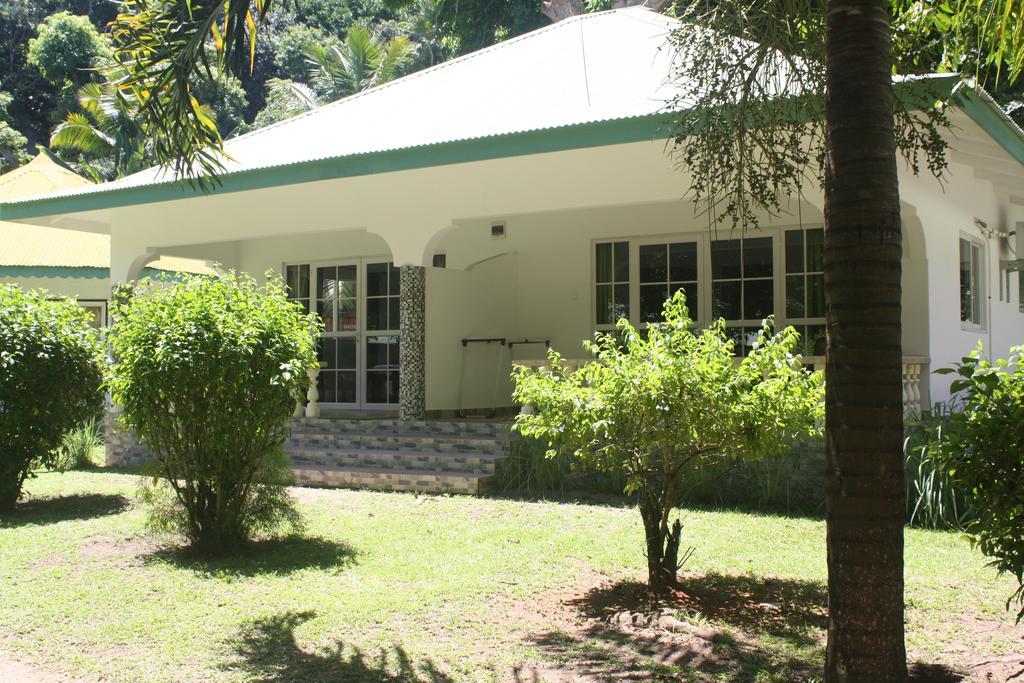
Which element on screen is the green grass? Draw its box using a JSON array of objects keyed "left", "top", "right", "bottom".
[{"left": 0, "top": 471, "right": 1020, "bottom": 682}]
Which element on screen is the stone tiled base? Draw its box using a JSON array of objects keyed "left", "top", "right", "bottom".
[{"left": 102, "top": 412, "right": 513, "bottom": 495}]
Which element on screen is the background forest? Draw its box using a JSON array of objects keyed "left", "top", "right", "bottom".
[{"left": 1, "top": 0, "right": 1022, "bottom": 181}]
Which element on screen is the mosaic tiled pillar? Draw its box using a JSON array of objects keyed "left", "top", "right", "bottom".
[{"left": 399, "top": 265, "right": 426, "bottom": 421}]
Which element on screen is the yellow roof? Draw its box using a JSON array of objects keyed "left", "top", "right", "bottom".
[
  {"left": 0, "top": 151, "right": 107, "bottom": 268},
  {"left": 0, "top": 152, "right": 211, "bottom": 274}
]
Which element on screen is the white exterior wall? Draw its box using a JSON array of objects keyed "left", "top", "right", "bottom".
[
  {"left": 900, "top": 161, "right": 1024, "bottom": 406},
  {"left": 0, "top": 274, "right": 110, "bottom": 300}
]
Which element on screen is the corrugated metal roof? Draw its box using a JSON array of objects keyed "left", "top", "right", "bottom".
[
  {"left": 0, "top": 151, "right": 107, "bottom": 267},
  {"left": 13, "top": 7, "right": 687, "bottom": 200},
  {"left": 0, "top": 152, "right": 212, "bottom": 273}
]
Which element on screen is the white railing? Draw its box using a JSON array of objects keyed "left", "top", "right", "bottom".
[
  {"left": 515, "top": 355, "right": 930, "bottom": 417},
  {"left": 295, "top": 362, "right": 326, "bottom": 419}
]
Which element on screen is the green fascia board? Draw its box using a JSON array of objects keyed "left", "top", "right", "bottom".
[
  {"left": 0, "top": 113, "right": 673, "bottom": 221},
  {"left": 951, "top": 85, "right": 1024, "bottom": 167},
  {"left": 0, "top": 265, "right": 108, "bottom": 279}
]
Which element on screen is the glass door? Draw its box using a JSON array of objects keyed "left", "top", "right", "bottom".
[
  {"left": 316, "top": 263, "right": 360, "bottom": 408},
  {"left": 363, "top": 262, "right": 401, "bottom": 408}
]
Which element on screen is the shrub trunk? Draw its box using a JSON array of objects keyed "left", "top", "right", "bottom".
[{"left": 639, "top": 490, "right": 682, "bottom": 591}]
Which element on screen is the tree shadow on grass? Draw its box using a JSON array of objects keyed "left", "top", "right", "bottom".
[
  {"left": 519, "top": 573, "right": 831, "bottom": 682},
  {"left": 227, "top": 610, "right": 453, "bottom": 682},
  {"left": 142, "top": 535, "right": 358, "bottom": 577},
  {"left": 0, "top": 493, "right": 130, "bottom": 528}
]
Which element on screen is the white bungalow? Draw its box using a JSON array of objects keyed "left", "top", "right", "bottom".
[{"left": 3, "top": 8, "right": 1023, "bottom": 492}]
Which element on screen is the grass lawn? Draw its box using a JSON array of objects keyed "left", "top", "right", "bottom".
[{"left": 0, "top": 471, "right": 1021, "bottom": 682}]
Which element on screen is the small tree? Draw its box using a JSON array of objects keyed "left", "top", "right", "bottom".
[
  {"left": 935, "top": 344, "right": 1024, "bottom": 622},
  {"left": 0, "top": 285, "right": 105, "bottom": 510},
  {"left": 107, "top": 272, "right": 319, "bottom": 550},
  {"left": 513, "top": 292, "right": 823, "bottom": 590}
]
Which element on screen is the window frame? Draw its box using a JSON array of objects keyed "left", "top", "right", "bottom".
[
  {"left": 959, "top": 235, "right": 986, "bottom": 331},
  {"left": 76, "top": 299, "right": 108, "bottom": 329}
]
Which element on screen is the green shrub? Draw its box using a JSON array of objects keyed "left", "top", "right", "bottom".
[
  {"left": 903, "top": 408, "right": 972, "bottom": 531},
  {"left": 0, "top": 285, "right": 105, "bottom": 509},
  {"left": 934, "top": 344, "right": 1024, "bottom": 621},
  {"left": 513, "top": 292, "right": 824, "bottom": 590},
  {"left": 107, "top": 272, "right": 319, "bottom": 551},
  {"left": 53, "top": 418, "right": 104, "bottom": 471}
]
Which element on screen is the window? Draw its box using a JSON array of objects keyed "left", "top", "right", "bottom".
[
  {"left": 365, "top": 262, "right": 401, "bottom": 405},
  {"left": 595, "top": 241, "right": 629, "bottom": 327},
  {"left": 639, "top": 242, "right": 699, "bottom": 322},
  {"left": 285, "top": 264, "right": 310, "bottom": 313},
  {"left": 960, "top": 237, "right": 984, "bottom": 328},
  {"left": 77, "top": 301, "right": 107, "bottom": 329},
  {"left": 711, "top": 236, "right": 774, "bottom": 354},
  {"left": 785, "top": 228, "right": 826, "bottom": 355}
]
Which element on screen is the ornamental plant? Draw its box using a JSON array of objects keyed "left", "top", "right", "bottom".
[
  {"left": 0, "top": 284, "right": 105, "bottom": 510},
  {"left": 935, "top": 344, "right": 1024, "bottom": 622},
  {"left": 107, "top": 272, "right": 320, "bottom": 550},
  {"left": 513, "top": 292, "right": 824, "bottom": 591}
]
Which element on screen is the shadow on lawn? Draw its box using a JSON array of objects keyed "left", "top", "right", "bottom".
[
  {"left": 228, "top": 610, "right": 453, "bottom": 682},
  {"left": 522, "top": 573, "right": 831, "bottom": 682},
  {"left": 0, "top": 493, "right": 130, "bottom": 528},
  {"left": 143, "top": 535, "right": 358, "bottom": 577}
]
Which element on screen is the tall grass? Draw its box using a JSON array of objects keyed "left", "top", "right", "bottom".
[
  {"left": 52, "top": 419, "right": 104, "bottom": 471},
  {"left": 903, "top": 409, "right": 972, "bottom": 531},
  {"left": 489, "top": 437, "right": 626, "bottom": 498}
]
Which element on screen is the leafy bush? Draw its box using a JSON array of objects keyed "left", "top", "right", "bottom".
[
  {"left": 934, "top": 344, "right": 1024, "bottom": 621},
  {"left": 513, "top": 292, "right": 824, "bottom": 590},
  {"left": 0, "top": 285, "right": 105, "bottom": 509},
  {"left": 53, "top": 418, "right": 104, "bottom": 471},
  {"left": 903, "top": 409, "right": 972, "bottom": 531},
  {"left": 107, "top": 272, "right": 319, "bottom": 550}
]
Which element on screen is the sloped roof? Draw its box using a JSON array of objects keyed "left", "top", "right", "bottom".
[
  {"left": 0, "top": 151, "right": 107, "bottom": 268},
  {"left": 0, "top": 151, "right": 212, "bottom": 274}
]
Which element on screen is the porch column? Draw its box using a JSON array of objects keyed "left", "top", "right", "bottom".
[{"left": 399, "top": 265, "right": 426, "bottom": 421}]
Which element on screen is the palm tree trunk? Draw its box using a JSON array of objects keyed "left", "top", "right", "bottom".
[{"left": 823, "top": 1, "right": 907, "bottom": 680}]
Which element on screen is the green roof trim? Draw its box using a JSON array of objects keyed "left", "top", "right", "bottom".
[
  {"left": 0, "top": 266, "right": 108, "bottom": 279},
  {"left": 951, "top": 85, "right": 1024, "bottom": 167},
  {"left": 0, "top": 113, "right": 671, "bottom": 221}
]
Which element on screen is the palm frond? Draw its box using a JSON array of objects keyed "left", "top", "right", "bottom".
[{"left": 51, "top": 113, "right": 116, "bottom": 156}]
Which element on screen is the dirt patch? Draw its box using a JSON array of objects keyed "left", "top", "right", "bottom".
[
  {"left": 0, "top": 650, "right": 77, "bottom": 682},
  {"left": 80, "top": 535, "right": 162, "bottom": 566}
]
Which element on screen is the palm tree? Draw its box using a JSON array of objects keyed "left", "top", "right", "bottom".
[
  {"left": 305, "top": 27, "right": 413, "bottom": 101},
  {"left": 50, "top": 82, "right": 151, "bottom": 180}
]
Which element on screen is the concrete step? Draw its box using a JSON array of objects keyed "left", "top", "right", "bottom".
[
  {"left": 285, "top": 432, "right": 512, "bottom": 456},
  {"left": 290, "top": 417, "right": 512, "bottom": 438},
  {"left": 287, "top": 447, "right": 500, "bottom": 475},
  {"left": 291, "top": 463, "right": 486, "bottom": 495}
]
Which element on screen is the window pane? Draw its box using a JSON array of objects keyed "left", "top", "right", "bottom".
[
  {"left": 318, "top": 337, "right": 337, "bottom": 369},
  {"left": 724, "top": 326, "right": 745, "bottom": 354},
  {"left": 316, "top": 266, "right": 337, "bottom": 302},
  {"left": 785, "top": 231, "right": 804, "bottom": 274},
  {"left": 806, "top": 228, "right": 824, "bottom": 272},
  {"left": 672, "top": 282, "right": 698, "bottom": 320},
  {"left": 390, "top": 264, "right": 400, "bottom": 295},
  {"left": 389, "top": 297, "right": 400, "bottom": 331},
  {"left": 960, "top": 239, "right": 973, "bottom": 323},
  {"left": 367, "top": 298, "right": 387, "bottom": 331},
  {"left": 744, "top": 279, "right": 774, "bottom": 320},
  {"left": 318, "top": 371, "right": 338, "bottom": 404},
  {"left": 639, "top": 244, "right": 667, "bottom": 283},
  {"left": 366, "top": 371, "right": 388, "bottom": 404},
  {"left": 971, "top": 243, "right": 982, "bottom": 324},
  {"left": 366, "top": 336, "right": 389, "bottom": 369},
  {"left": 743, "top": 237, "right": 773, "bottom": 278},
  {"left": 670, "top": 242, "right": 698, "bottom": 282},
  {"left": 367, "top": 262, "right": 389, "bottom": 297},
  {"left": 713, "top": 281, "right": 741, "bottom": 319},
  {"left": 804, "top": 324, "right": 826, "bottom": 356},
  {"left": 712, "top": 239, "right": 741, "bottom": 279},
  {"left": 338, "top": 371, "right": 356, "bottom": 403},
  {"left": 596, "top": 284, "right": 613, "bottom": 325},
  {"left": 786, "top": 275, "right": 805, "bottom": 318},
  {"left": 640, "top": 283, "right": 669, "bottom": 322},
  {"left": 595, "top": 243, "right": 612, "bottom": 283},
  {"left": 286, "top": 265, "right": 299, "bottom": 298},
  {"left": 299, "top": 264, "right": 310, "bottom": 299},
  {"left": 614, "top": 241, "right": 629, "bottom": 282},
  {"left": 387, "top": 371, "right": 400, "bottom": 404},
  {"left": 337, "top": 265, "right": 357, "bottom": 299},
  {"left": 317, "top": 298, "right": 336, "bottom": 332},
  {"left": 390, "top": 336, "right": 400, "bottom": 366},
  {"left": 807, "top": 274, "right": 825, "bottom": 318},
  {"left": 338, "top": 338, "right": 356, "bottom": 370},
  {"left": 339, "top": 297, "right": 357, "bottom": 331},
  {"left": 614, "top": 283, "right": 630, "bottom": 321}
]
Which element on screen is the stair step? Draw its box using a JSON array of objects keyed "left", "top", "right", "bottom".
[
  {"left": 291, "top": 417, "right": 512, "bottom": 437},
  {"left": 291, "top": 464, "right": 486, "bottom": 495},
  {"left": 287, "top": 447, "right": 499, "bottom": 474},
  {"left": 285, "top": 433, "right": 512, "bottom": 455}
]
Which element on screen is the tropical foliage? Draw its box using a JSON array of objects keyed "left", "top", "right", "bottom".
[
  {"left": 934, "top": 345, "right": 1024, "bottom": 622},
  {"left": 106, "top": 272, "right": 320, "bottom": 550},
  {"left": 512, "top": 293, "right": 823, "bottom": 590},
  {"left": 0, "top": 284, "right": 105, "bottom": 510}
]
